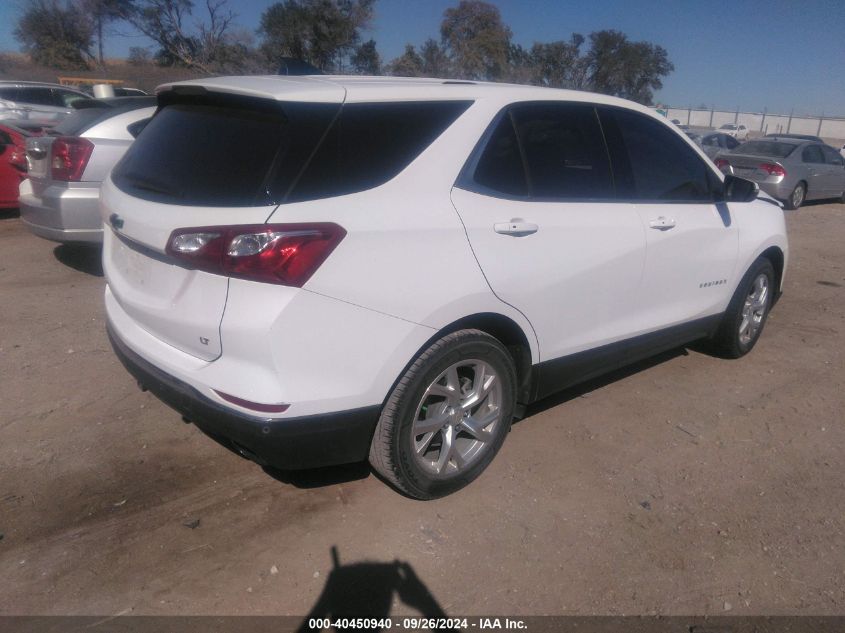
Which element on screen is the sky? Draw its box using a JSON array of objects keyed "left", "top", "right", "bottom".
[{"left": 1, "top": 0, "right": 844, "bottom": 116}]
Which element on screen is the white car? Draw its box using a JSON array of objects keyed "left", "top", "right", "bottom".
[
  {"left": 102, "top": 76, "right": 788, "bottom": 499},
  {"left": 718, "top": 123, "right": 749, "bottom": 140}
]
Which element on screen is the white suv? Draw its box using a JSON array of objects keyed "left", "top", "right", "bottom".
[{"left": 102, "top": 76, "right": 788, "bottom": 499}]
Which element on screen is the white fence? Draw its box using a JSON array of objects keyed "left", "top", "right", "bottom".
[{"left": 655, "top": 107, "right": 845, "bottom": 142}]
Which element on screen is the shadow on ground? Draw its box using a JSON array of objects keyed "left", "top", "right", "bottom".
[
  {"left": 0, "top": 208, "right": 20, "bottom": 220},
  {"left": 298, "top": 546, "right": 456, "bottom": 632},
  {"left": 53, "top": 243, "right": 103, "bottom": 277}
]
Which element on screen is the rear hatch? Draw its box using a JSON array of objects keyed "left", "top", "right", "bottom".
[{"left": 102, "top": 84, "right": 344, "bottom": 360}]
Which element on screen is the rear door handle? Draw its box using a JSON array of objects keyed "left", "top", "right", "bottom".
[
  {"left": 494, "top": 219, "right": 539, "bottom": 236},
  {"left": 649, "top": 216, "right": 676, "bottom": 231}
]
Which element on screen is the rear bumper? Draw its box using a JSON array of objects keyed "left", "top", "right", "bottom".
[
  {"left": 107, "top": 322, "right": 381, "bottom": 470},
  {"left": 19, "top": 179, "right": 103, "bottom": 244}
]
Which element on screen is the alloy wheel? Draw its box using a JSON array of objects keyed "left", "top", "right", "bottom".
[{"left": 410, "top": 359, "right": 503, "bottom": 478}]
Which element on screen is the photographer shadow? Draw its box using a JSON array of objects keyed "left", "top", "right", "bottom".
[{"left": 298, "top": 547, "right": 457, "bottom": 633}]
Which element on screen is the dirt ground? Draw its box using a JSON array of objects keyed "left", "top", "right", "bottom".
[{"left": 1, "top": 201, "right": 844, "bottom": 617}]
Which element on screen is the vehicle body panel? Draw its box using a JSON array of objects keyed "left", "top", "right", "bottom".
[{"left": 0, "top": 123, "right": 31, "bottom": 208}]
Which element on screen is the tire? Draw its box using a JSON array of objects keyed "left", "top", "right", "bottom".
[
  {"left": 710, "top": 257, "right": 776, "bottom": 359},
  {"left": 369, "top": 329, "right": 517, "bottom": 499},
  {"left": 783, "top": 181, "right": 806, "bottom": 210}
]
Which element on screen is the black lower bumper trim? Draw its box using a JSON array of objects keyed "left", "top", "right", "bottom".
[{"left": 107, "top": 324, "right": 380, "bottom": 470}]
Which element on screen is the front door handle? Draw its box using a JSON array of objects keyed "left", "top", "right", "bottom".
[
  {"left": 494, "top": 219, "right": 539, "bottom": 236},
  {"left": 649, "top": 216, "right": 676, "bottom": 231}
]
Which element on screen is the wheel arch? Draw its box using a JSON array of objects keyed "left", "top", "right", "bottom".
[
  {"left": 759, "top": 245, "right": 786, "bottom": 303},
  {"left": 384, "top": 312, "right": 537, "bottom": 409}
]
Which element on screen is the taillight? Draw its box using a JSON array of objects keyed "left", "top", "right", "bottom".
[
  {"left": 714, "top": 158, "right": 730, "bottom": 170},
  {"left": 165, "top": 223, "right": 346, "bottom": 287},
  {"left": 51, "top": 137, "right": 94, "bottom": 181},
  {"left": 9, "top": 147, "right": 27, "bottom": 172},
  {"left": 759, "top": 163, "right": 786, "bottom": 178}
]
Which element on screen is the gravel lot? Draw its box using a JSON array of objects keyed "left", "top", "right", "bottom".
[{"left": 1, "top": 201, "right": 844, "bottom": 617}]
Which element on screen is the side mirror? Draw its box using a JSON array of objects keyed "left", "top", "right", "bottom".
[{"left": 722, "top": 174, "right": 758, "bottom": 203}]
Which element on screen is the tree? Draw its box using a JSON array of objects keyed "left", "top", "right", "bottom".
[
  {"left": 14, "top": 0, "right": 94, "bottom": 70},
  {"left": 350, "top": 39, "right": 380, "bottom": 75},
  {"left": 528, "top": 34, "right": 588, "bottom": 89},
  {"left": 81, "top": 0, "right": 132, "bottom": 66},
  {"left": 420, "top": 38, "right": 451, "bottom": 77},
  {"left": 387, "top": 44, "right": 423, "bottom": 77},
  {"left": 586, "top": 30, "right": 673, "bottom": 105},
  {"left": 258, "top": 0, "right": 375, "bottom": 72},
  {"left": 127, "top": 45, "right": 152, "bottom": 65},
  {"left": 440, "top": 0, "right": 511, "bottom": 80},
  {"left": 119, "top": 0, "right": 239, "bottom": 73}
]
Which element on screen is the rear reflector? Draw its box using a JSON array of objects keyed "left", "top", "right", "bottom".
[
  {"left": 51, "top": 137, "right": 94, "bottom": 181},
  {"left": 165, "top": 223, "right": 346, "bottom": 287},
  {"left": 758, "top": 163, "right": 786, "bottom": 177},
  {"left": 213, "top": 390, "right": 290, "bottom": 414},
  {"left": 714, "top": 158, "right": 729, "bottom": 170}
]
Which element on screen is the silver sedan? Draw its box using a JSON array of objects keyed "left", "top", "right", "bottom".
[
  {"left": 715, "top": 139, "right": 845, "bottom": 209},
  {"left": 20, "top": 97, "right": 155, "bottom": 243}
]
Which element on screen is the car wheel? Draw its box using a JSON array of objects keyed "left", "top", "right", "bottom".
[
  {"left": 784, "top": 182, "right": 806, "bottom": 210},
  {"left": 369, "top": 329, "right": 517, "bottom": 499},
  {"left": 710, "top": 257, "right": 775, "bottom": 359}
]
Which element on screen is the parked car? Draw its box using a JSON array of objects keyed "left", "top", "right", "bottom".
[
  {"left": 0, "top": 123, "right": 36, "bottom": 208},
  {"left": 718, "top": 123, "right": 749, "bottom": 140},
  {"left": 103, "top": 76, "right": 787, "bottom": 499},
  {"left": 715, "top": 138, "right": 845, "bottom": 209},
  {"left": 19, "top": 97, "right": 156, "bottom": 243},
  {"left": 0, "top": 81, "right": 93, "bottom": 124},
  {"left": 684, "top": 131, "right": 703, "bottom": 145},
  {"left": 699, "top": 132, "right": 741, "bottom": 159},
  {"left": 841, "top": 144, "right": 845, "bottom": 161}
]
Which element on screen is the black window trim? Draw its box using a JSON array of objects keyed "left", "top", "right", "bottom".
[{"left": 456, "top": 101, "right": 725, "bottom": 205}]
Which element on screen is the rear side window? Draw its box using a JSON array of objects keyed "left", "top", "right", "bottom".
[
  {"left": 288, "top": 101, "right": 472, "bottom": 203},
  {"left": 511, "top": 103, "right": 613, "bottom": 199},
  {"left": 113, "top": 101, "right": 339, "bottom": 207},
  {"left": 466, "top": 102, "right": 613, "bottom": 200},
  {"left": 16, "top": 87, "right": 55, "bottom": 106},
  {"left": 600, "top": 107, "right": 714, "bottom": 202}
]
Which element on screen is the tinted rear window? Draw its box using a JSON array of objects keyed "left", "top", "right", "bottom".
[
  {"left": 113, "top": 99, "right": 470, "bottom": 206},
  {"left": 735, "top": 141, "right": 796, "bottom": 158}
]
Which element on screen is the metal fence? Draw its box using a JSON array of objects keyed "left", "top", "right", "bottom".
[{"left": 653, "top": 107, "right": 845, "bottom": 142}]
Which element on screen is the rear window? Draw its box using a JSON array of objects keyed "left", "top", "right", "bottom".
[
  {"left": 735, "top": 141, "right": 796, "bottom": 158},
  {"left": 113, "top": 98, "right": 471, "bottom": 207},
  {"left": 52, "top": 107, "right": 113, "bottom": 136}
]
